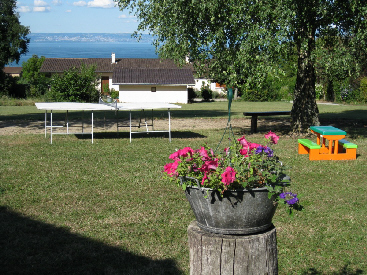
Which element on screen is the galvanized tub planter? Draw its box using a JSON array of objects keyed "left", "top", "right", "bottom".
[{"left": 183, "top": 181, "right": 278, "bottom": 235}]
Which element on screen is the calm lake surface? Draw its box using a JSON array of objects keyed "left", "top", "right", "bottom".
[{"left": 8, "top": 33, "right": 158, "bottom": 67}]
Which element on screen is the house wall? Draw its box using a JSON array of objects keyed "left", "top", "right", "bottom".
[
  {"left": 97, "top": 73, "right": 119, "bottom": 92},
  {"left": 193, "top": 78, "right": 225, "bottom": 93},
  {"left": 118, "top": 85, "right": 188, "bottom": 104}
]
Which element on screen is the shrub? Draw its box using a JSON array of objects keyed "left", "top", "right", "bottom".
[
  {"left": 358, "top": 77, "right": 367, "bottom": 103},
  {"left": 241, "top": 88, "right": 282, "bottom": 102},
  {"left": 201, "top": 86, "right": 213, "bottom": 101},
  {"left": 240, "top": 76, "right": 283, "bottom": 102},
  {"left": 46, "top": 64, "right": 99, "bottom": 102},
  {"left": 187, "top": 87, "right": 196, "bottom": 103},
  {"left": 110, "top": 88, "right": 119, "bottom": 99},
  {"left": 315, "top": 84, "right": 324, "bottom": 100},
  {"left": 20, "top": 55, "right": 49, "bottom": 97},
  {"left": 0, "top": 74, "right": 27, "bottom": 98}
]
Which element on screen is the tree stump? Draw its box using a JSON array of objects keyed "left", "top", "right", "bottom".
[{"left": 187, "top": 221, "right": 278, "bottom": 275}]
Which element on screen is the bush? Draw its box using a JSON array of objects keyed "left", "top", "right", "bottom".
[
  {"left": 201, "top": 87, "right": 213, "bottom": 101},
  {"left": 46, "top": 64, "right": 99, "bottom": 102},
  {"left": 241, "top": 88, "right": 282, "bottom": 102},
  {"left": 358, "top": 77, "right": 367, "bottom": 103},
  {"left": 110, "top": 88, "right": 119, "bottom": 99},
  {"left": 0, "top": 74, "right": 27, "bottom": 98},
  {"left": 315, "top": 84, "right": 324, "bottom": 100},
  {"left": 187, "top": 87, "right": 196, "bottom": 103},
  {"left": 20, "top": 55, "right": 49, "bottom": 97},
  {"left": 240, "top": 76, "right": 284, "bottom": 102}
]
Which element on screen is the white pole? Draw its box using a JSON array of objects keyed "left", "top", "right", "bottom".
[
  {"left": 44, "top": 110, "right": 47, "bottom": 138},
  {"left": 92, "top": 112, "right": 94, "bottom": 144},
  {"left": 50, "top": 111, "right": 53, "bottom": 144},
  {"left": 129, "top": 111, "right": 132, "bottom": 143}
]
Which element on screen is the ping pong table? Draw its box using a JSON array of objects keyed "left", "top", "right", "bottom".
[{"left": 35, "top": 101, "right": 181, "bottom": 144}]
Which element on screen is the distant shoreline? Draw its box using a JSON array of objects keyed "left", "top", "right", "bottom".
[{"left": 28, "top": 33, "right": 155, "bottom": 43}]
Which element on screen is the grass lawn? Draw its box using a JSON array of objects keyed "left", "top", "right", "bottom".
[{"left": 1, "top": 101, "right": 367, "bottom": 274}]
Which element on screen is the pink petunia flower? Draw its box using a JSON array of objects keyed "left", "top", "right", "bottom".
[
  {"left": 248, "top": 142, "right": 261, "bottom": 153},
  {"left": 221, "top": 166, "right": 236, "bottom": 186},
  {"left": 265, "top": 131, "right": 279, "bottom": 144},
  {"left": 197, "top": 146, "right": 210, "bottom": 160},
  {"left": 169, "top": 147, "right": 194, "bottom": 160},
  {"left": 237, "top": 136, "right": 249, "bottom": 147},
  {"left": 163, "top": 160, "right": 180, "bottom": 177},
  {"left": 239, "top": 148, "right": 249, "bottom": 157},
  {"left": 199, "top": 159, "right": 219, "bottom": 173}
]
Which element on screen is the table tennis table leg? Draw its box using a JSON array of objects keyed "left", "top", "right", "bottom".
[
  {"left": 44, "top": 110, "right": 47, "bottom": 138},
  {"left": 51, "top": 111, "right": 53, "bottom": 144},
  {"left": 129, "top": 111, "right": 132, "bottom": 143},
  {"left": 66, "top": 110, "right": 69, "bottom": 134}
]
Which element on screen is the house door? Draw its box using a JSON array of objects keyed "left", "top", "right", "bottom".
[{"left": 101, "top": 76, "right": 109, "bottom": 95}]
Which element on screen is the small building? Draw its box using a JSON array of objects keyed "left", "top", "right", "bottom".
[
  {"left": 3, "top": 67, "right": 22, "bottom": 77},
  {"left": 40, "top": 56, "right": 195, "bottom": 104}
]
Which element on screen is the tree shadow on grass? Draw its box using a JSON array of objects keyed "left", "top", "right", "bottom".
[
  {"left": 76, "top": 131, "right": 207, "bottom": 140},
  {"left": 0, "top": 206, "right": 184, "bottom": 275},
  {"left": 245, "top": 111, "right": 367, "bottom": 138},
  {"left": 302, "top": 265, "right": 364, "bottom": 275}
]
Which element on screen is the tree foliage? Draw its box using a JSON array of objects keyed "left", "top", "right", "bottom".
[
  {"left": 20, "top": 55, "right": 49, "bottom": 97},
  {"left": 117, "top": 0, "right": 367, "bottom": 132},
  {"left": 0, "top": 0, "right": 30, "bottom": 68},
  {"left": 47, "top": 65, "right": 100, "bottom": 103},
  {"left": 0, "top": 0, "right": 30, "bottom": 95}
]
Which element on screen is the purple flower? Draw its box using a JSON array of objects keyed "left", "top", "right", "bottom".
[
  {"left": 280, "top": 192, "right": 299, "bottom": 205},
  {"left": 255, "top": 146, "right": 265, "bottom": 154},
  {"left": 264, "top": 147, "right": 274, "bottom": 157},
  {"left": 255, "top": 146, "right": 274, "bottom": 157}
]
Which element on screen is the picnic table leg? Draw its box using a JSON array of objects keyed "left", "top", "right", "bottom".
[
  {"left": 251, "top": 115, "right": 258, "bottom": 133},
  {"left": 334, "top": 140, "right": 339, "bottom": 154}
]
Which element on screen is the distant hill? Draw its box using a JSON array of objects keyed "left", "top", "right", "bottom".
[{"left": 28, "top": 33, "right": 155, "bottom": 43}]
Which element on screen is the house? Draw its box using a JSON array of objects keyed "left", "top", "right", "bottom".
[
  {"left": 3, "top": 67, "right": 22, "bottom": 77},
  {"left": 40, "top": 55, "right": 195, "bottom": 104}
]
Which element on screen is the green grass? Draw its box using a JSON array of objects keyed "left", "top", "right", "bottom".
[{"left": 1, "top": 101, "right": 367, "bottom": 274}]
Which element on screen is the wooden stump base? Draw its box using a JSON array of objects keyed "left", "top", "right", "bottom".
[{"left": 188, "top": 220, "right": 278, "bottom": 275}]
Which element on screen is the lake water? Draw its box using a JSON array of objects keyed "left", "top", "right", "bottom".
[{"left": 8, "top": 39, "right": 158, "bottom": 67}]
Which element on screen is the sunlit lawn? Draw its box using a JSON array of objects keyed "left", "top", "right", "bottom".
[{"left": 1, "top": 101, "right": 366, "bottom": 274}]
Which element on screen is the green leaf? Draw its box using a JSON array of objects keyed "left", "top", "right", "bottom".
[{"left": 181, "top": 183, "right": 187, "bottom": 191}]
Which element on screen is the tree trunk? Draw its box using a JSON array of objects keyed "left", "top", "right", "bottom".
[
  {"left": 291, "top": 37, "right": 320, "bottom": 133},
  {"left": 188, "top": 221, "right": 278, "bottom": 275}
]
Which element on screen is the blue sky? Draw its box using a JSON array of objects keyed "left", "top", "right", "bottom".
[{"left": 16, "top": 0, "right": 140, "bottom": 33}]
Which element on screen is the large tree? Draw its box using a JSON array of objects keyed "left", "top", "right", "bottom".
[
  {"left": 0, "top": 0, "right": 30, "bottom": 68},
  {"left": 117, "top": 0, "right": 367, "bottom": 132}
]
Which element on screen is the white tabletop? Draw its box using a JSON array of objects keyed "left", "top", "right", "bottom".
[{"left": 35, "top": 102, "right": 117, "bottom": 111}]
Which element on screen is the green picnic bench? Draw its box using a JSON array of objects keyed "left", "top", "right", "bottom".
[{"left": 243, "top": 111, "right": 291, "bottom": 133}]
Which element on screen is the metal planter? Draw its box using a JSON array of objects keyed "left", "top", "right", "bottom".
[{"left": 185, "top": 186, "right": 277, "bottom": 235}]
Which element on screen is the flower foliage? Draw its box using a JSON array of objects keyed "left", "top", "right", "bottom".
[{"left": 164, "top": 131, "right": 302, "bottom": 213}]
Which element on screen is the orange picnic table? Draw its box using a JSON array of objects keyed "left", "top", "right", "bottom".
[{"left": 298, "top": 126, "right": 357, "bottom": 160}]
